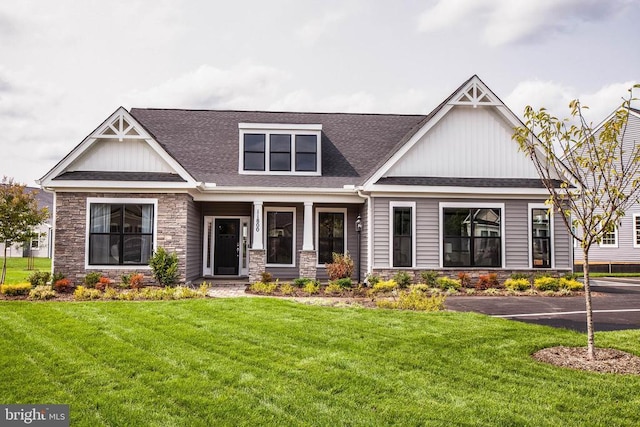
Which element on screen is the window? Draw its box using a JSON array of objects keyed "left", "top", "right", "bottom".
[
  {"left": 88, "top": 200, "right": 155, "bottom": 266},
  {"left": 531, "top": 208, "right": 551, "bottom": 268},
  {"left": 317, "top": 209, "right": 346, "bottom": 265},
  {"left": 443, "top": 207, "right": 501, "bottom": 267},
  {"left": 31, "top": 238, "right": 39, "bottom": 249},
  {"left": 243, "top": 133, "right": 265, "bottom": 171},
  {"left": 391, "top": 202, "right": 415, "bottom": 268},
  {"left": 634, "top": 214, "right": 640, "bottom": 248},
  {"left": 239, "top": 123, "right": 321, "bottom": 175},
  {"left": 266, "top": 208, "right": 295, "bottom": 266},
  {"left": 600, "top": 227, "right": 618, "bottom": 247}
]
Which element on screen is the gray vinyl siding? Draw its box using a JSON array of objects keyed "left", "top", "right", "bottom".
[
  {"left": 185, "top": 198, "right": 202, "bottom": 281},
  {"left": 371, "top": 196, "right": 572, "bottom": 270}
]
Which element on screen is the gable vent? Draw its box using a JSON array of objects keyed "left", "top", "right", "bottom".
[
  {"left": 450, "top": 82, "right": 500, "bottom": 108},
  {"left": 95, "top": 113, "right": 144, "bottom": 141}
]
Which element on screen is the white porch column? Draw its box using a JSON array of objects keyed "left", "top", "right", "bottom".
[
  {"left": 252, "top": 201, "right": 263, "bottom": 250},
  {"left": 303, "top": 201, "right": 314, "bottom": 251}
]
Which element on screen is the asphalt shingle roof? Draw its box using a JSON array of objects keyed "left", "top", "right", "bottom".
[{"left": 129, "top": 109, "right": 426, "bottom": 187}]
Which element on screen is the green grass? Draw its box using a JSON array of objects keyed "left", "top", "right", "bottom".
[
  {"left": 0, "top": 257, "right": 51, "bottom": 284},
  {"left": 1, "top": 298, "right": 639, "bottom": 426},
  {"left": 575, "top": 272, "right": 640, "bottom": 278}
]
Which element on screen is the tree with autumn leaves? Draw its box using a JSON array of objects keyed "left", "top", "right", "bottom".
[
  {"left": 0, "top": 177, "right": 49, "bottom": 284},
  {"left": 513, "top": 85, "right": 640, "bottom": 360}
]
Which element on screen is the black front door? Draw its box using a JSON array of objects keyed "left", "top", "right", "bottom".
[{"left": 215, "top": 219, "right": 240, "bottom": 275}]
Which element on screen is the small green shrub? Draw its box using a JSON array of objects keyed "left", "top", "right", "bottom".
[
  {"left": 73, "top": 286, "right": 102, "bottom": 301},
  {"left": 370, "top": 279, "right": 398, "bottom": 295},
  {"left": 436, "top": 276, "right": 461, "bottom": 291},
  {"left": 84, "top": 272, "right": 102, "bottom": 288},
  {"left": 562, "top": 272, "right": 579, "bottom": 281},
  {"left": 279, "top": 282, "right": 296, "bottom": 296},
  {"left": 510, "top": 272, "right": 530, "bottom": 281},
  {"left": 366, "top": 274, "right": 380, "bottom": 287},
  {"left": 559, "top": 277, "right": 583, "bottom": 291},
  {"left": 27, "top": 271, "right": 50, "bottom": 287},
  {"left": 325, "top": 252, "right": 354, "bottom": 281},
  {"left": 28, "top": 285, "right": 56, "bottom": 300},
  {"left": 393, "top": 271, "right": 412, "bottom": 288},
  {"left": 420, "top": 271, "right": 439, "bottom": 287},
  {"left": 51, "top": 272, "right": 66, "bottom": 283},
  {"left": 377, "top": 289, "right": 445, "bottom": 311},
  {"left": 334, "top": 277, "right": 353, "bottom": 288},
  {"left": 120, "top": 273, "right": 132, "bottom": 288},
  {"left": 149, "top": 247, "right": 179, "bottom": 286},
  {"left": 303, "top": 281, "right": 320, "bottom": 295},
  {"left": 1, "top": 283, "right": 32, "bottom": 296},
  {"left": 504, "top": 278, "right": 530, "bottom": 291},
  {"left": 249, "top": 282, "right": 278, "bottom": 295},
  {"left": 534, "top": 276, "right": 560, "bottom": 292},
  {"left": 324, "top": 282, "right": 344, "bottom": 296},
  {"left": 293, "top": 277, "right": 311, "bottom": 287}
]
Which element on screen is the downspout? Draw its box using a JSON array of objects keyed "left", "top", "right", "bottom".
[{"left": 357, "top": 189, "right": 373, "bottom": 278}]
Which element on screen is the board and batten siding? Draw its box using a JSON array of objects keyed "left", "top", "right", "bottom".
[
  {"left": 386, "top": 106, "right": 543, "bottom": 180},
  {"left": 372, "top": 197, "right": 571, "bottom": 270},
  {"left": 70, "top": 139, "right": 174, "bottom": 173}
]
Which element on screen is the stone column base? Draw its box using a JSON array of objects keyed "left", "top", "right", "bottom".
[
  {"left": 298, "top": 250, "right": 317, "bottom": 279},
  {"left": 248, "top": 249, "right": 266, "bottom": 283}
]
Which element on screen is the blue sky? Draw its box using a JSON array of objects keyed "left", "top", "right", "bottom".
[{"left": 0, "top": 0, "right": 638, "bottom": 185}]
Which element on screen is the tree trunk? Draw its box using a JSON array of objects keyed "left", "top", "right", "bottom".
[
  {"left": 582, "top": 249, "right": 596, "bottom": 360},
  {"left": 1, "top": 244, "right": 7, "bottom": 285}
]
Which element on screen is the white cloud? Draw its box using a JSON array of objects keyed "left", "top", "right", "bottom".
[
  {"left": 417, "top": 0, "right": 632, "bottom": 46},
  {"left": 505, "top": 79, "right": 638, "bottom": 124},
  {"left": 296, "top": 11, "right": 347, "bottom": 44}
]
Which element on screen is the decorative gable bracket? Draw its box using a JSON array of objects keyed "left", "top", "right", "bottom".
[
  {"left": 450, "top": 81, "right": 500, "bottom": 108},
  {"left": 92, "top": 111, "right": 146, "bottom": 141}
]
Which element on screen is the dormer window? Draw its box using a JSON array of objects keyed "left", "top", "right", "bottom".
[{"left": 239, "top": 123, "right": 322, "bottom": 175}]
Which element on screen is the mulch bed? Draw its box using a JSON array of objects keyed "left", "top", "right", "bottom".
[{"left": 533, "top": 346, "right": 640, "bottom": 375}]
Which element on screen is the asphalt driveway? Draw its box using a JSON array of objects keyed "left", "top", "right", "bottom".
[{"left": 445, "top": 278, "right": 640, "bottom": 332}]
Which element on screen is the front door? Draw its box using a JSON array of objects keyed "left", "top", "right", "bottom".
[{"left": 214, "top": 219, "right": 240, "bottom": 275}]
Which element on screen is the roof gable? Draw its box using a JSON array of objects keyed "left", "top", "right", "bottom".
[{"left": 39, "top": 107, "right": 195, "bottom": 187}]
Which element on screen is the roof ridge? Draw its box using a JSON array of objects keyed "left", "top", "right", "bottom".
[{"left": 129, "top": 107, "right": 426, "bottom": 118}]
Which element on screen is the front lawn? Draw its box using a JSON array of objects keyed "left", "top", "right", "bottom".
[
  {"left": 1, "top": 298, "right": 639, "bottom": 426},
  {"left": 0, "top": 257, "right": 51, "bottom": 284}
]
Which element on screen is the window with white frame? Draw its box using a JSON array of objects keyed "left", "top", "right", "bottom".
[
  {"left": 316, "top": 208, "right": 346, "bottom": 265},
  {"left": 634, "top": 214, "right": 640, "bottom": 248},
  {"left": 600, "top": 226, "right": 618, "bottom": 247},
  {"left": 265, "top": 208, "right": 296, "bottom": 266},
  {"left": 390, "top": 202, "right": 415, "bottom": 268},
  {"left": 239, "top": 124, "right": 321, "bottom": 175},
  {"left": 87, "top": 199, "right": 156, "bottom": 266},
  {"left": 531, "top": 208, "right": 551, "bottom": 268}
]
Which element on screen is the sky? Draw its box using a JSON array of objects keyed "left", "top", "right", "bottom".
[{"left": 0, "top": 0, "right": 638, "bottom": 186}]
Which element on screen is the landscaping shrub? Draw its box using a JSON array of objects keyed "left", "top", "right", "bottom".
[
  {"left": 476, "top": 274, "right": 500, "bottom": 290},
  {"left": 129, "top": 273, "right": 145, "bottom": 289},
  {"left": 376, "top": 289, "right": 445, "bottom": 311},
  {"left": 436, "top": 277, "right": 461, "bottom": 291},
  {"left": 293, "top": 277, "right": 311, "bottom": 287},
  {"left": 562, "top": 272, "right": 579, "bottom": 281},
  {"left": 534, "top": 276, "right": 560, "bottom": 292},
  {"left": 249, "top": 282, "right": 278, "bottom": 295},
  {"left": 260, "top": 271, "right": 273, "bottom": 283},
  {"left": 504, "top": 278, "right": 530, "bottom": 291},
  {"left": 366, "top": 273, "right": 380, "bottom": 287},
  {"left": 457, "top": 272, "right": 472, "bottom": 288},
  {"left": 369, "top": 279, "right": 398, "bottom": 295},
  {"left": 334, "top": 277, "right": 353, "bottom": 288},
  {"left": 103, "top": 287, "right": 120, "bottom": 300},
  {"left": 420, "top": 271, "right": 439, "bottom": 287},
  {"left": 324, "top": 282, "right": 344, "bottom": 296},
  {"left": 27, "top": 271, "right": 50, "bottom": 287},
  {"left": 510, "top": 272, "right": 530, "bottom": 281},
  {"left": 559, "top": 277, "right": 583, "bottom": 291},
  {"left": 393, "top": 271, "right": 412, "bottom": 288},
  {"left": 95, "top": 276, "right": 112, "bottom": 291},
  {"left": 1, "top": 283, "right": 32, "bottom": 296},
  {"left": 73, "top": 286, "right": 102, "bottom": 301},
  {"left": 28, "top": 285, "right": 56, "bottom": 300},
  {"left": 53, "top": 278, "right": 73, "bottom": 293},
  {"left": 149, "top": 247, "right": 179, "bottom": 286},
  {"left": 279, "top": 283, "right": 296, "bottom": 296},
  {"left": 51, "top": 272, "right": 65, "bottom": 283},
  {"left": 303, "top": 281, "right": 320, "bottom": 295},
  {"left": 410, "top": 284, "right": 431, "bottom": 293},
  {"left": 84, "top": 272, "right": 102, "bottom": 288},
  {"left": 325, "top": 252, "right": 354, "bottom": 281}
]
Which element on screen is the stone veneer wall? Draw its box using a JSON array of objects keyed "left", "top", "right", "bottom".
[
  {"left": 248, "top": 249, "right": 266, "bottom": 283},
  {"left": 298, "top": 250, "right": 317, "bottom": 280},
  {"left": 54, "top": 192, "right": 192, "bottom": 284}
]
